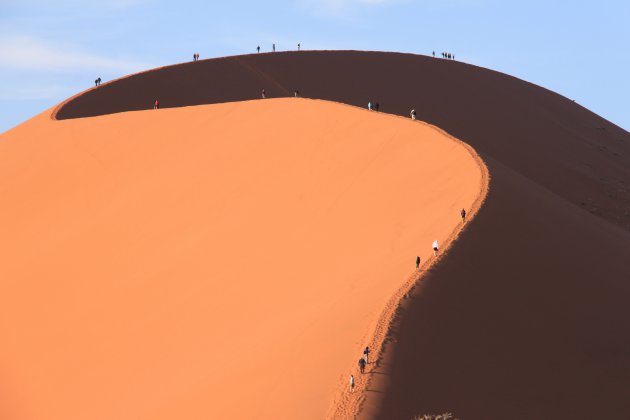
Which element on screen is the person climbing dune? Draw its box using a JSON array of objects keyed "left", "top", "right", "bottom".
[
  {"left": 416, "top": 255, "right": 421, "bottom": 270},
  {"left": 433, "top": 239, "right": 439, "bottom": 256},
  {"left": 358, "top": 358, "right": 366, "bottom": 374}
]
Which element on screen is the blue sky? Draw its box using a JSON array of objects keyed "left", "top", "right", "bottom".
[{"left": 1, "top": 0, "right": 628, "bottom": 133}]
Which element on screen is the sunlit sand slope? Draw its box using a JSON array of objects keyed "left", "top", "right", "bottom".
[{"left": 0, "top": 98, "right": 483, "bottom": 420}]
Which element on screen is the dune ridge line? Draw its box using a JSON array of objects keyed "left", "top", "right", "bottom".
[{"left": 326, "top": 115, "right": 490, "bottom": 420}]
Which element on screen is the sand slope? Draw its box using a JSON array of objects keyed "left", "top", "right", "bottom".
[{"left": 0, "top": 98, "right": 483, "bottom": 420}]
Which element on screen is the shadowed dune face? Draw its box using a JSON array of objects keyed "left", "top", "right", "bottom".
[{"left": 0, "top": 99, "right": 483, "bottom": 420}]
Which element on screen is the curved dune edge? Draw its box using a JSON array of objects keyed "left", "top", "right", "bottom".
[
  {"left": 48, "top": 75, "right": 489, "bottom": 418},
  {"left": 326, "top": 123, "right": 490, "bottom": 420},
  {"left": 50, "top": 61, "right": 187, "bottom": 121},
  {"left": 54, "top": 93, "right": 490, "bottom": 419},
  {"left": 3, "top": 97, "right": 486, "bottom": 420}
]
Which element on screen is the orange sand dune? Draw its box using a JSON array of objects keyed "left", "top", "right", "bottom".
[{"left": 0, "top": 98, "right": 483, "bottom": 420}]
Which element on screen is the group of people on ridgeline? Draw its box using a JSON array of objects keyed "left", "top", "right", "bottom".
[
  {"left": 350, "top": 346, "right": 371, "bottom": 393},
  {"left": 192, "top": 53, "right": 200, "bottom": 61},
  {"left": 94, "top": 77, "right": 102, "bottom": 87},
  {"left": 440, "top": 52, "right": 455, "bottom": 60},
  {"left": 415, "top": 209, "right": 467, "bottom": 271},
  {"left": 259, "top": 88, "right": 300, "bottom": 99},
  {"left": 257, "top": 43, "right": 302, "bottom": 53},
  {"left": 367, "top": 101, "right": 380, "bottom": 111},
  {"left": 335, "top": 218, "right": 472, "bottom": 394}
]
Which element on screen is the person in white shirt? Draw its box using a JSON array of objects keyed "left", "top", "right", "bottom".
[
  {"left": 350, "top": 374, "right": 355, "bottom": 392},
  {"left": 432, "top": 239, "right": 439, "bottom": 256}
]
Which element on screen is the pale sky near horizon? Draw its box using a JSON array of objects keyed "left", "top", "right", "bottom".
[{"left": 0, "top": 0, "right": 628, "bottom": 133}]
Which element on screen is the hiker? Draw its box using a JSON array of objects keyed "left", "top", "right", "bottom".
[
  {"left": 433, "top": 239, "right": 439, "bottom": 256},
  {"left": 363, "top": 346, "right": 370, "bottom": 364},
  {"left": 94, "top": 78, "right": 98, "bottom": 87},
  {"left": 416, "top": 255, "right": 421, "bottom": 270},
  {"left": 368, "top": 101, "right": 372, "bottom": 111},
  {"left": 358, "top": 358, "right": 366, "bottom": 374},
  {"left": 98, "top": 77, "right": 102, "bottom": 86},
  {"left": 298, "top": 43, "right": 301, "bottom": 51},
  {"left": 153, "top": 99, "right": 159, "bottom": 109},
  {"left": 261, "top": 89, "right": 266, "bottom": 99},
  {"left": 410, "top": 109, "right": 416, "bottom": 120},
  {"left": 350, "top": 375, "right": 355, "bottom": 392},
  {"left": 461, "top": 208, "right": 466, "bottom": 223},
  {"left": 257, "top": 45, "right": 260, "bottom": 53},
  {"left": 193, "top": 53, "right": 196, "bottom": 61},
  {"left": 375, "top": 102, "right": 380, "bottom": 112},
  {"left": 272, "top": 43, "right": 275, "bottom": 52},
  {"left": 432, "top": 50, "right": 435, "bottom": 57},
  {"left": 294, "top": 89, "right": 299, "bottom": 97}
]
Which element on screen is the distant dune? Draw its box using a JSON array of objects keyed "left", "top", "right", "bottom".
[{"left": 0, "top": 98, "right": 484, "bottom": 419}]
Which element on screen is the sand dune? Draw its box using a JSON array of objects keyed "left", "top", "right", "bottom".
[
  {"left": 0, "top": 98, "right": 483, "bottom": 419},
  {"left": 52, "top": 50, "right": 630, "bottom": 419}
]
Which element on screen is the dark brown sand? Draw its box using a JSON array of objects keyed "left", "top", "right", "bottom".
[{"left": 56, "top": 51, "right": 630, "bottom": 419}]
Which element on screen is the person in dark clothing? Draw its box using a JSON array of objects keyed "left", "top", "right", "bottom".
[
  {"left": 363, "top": 346, "right": 370, "bottom": 364},
  {"left": 257, "top": 45, "right": 260, "bottom": 53},
  {"left": 94, "top": 78, "right": 98, "bottom": 87},
  {"left": 375, "top": 102, "right": 380, "bottom": 111},
  {"left": 461, "top": 208, "right": 467, "bottom": 224},
  {"left": 297, "top": 43, "right": 301, "bottom": 51},
  {"left": 98, "top": 77, "right": 101, "bottom": 85},
  {"left": 416, "top": 255, "right": 421, "bottom": 270},
  {"left": 272, "top": 43, "right": 275, "bottom": 52},
  {"left": 294, "top": 90, "right": 299, "bottom": 97},
  {"left": 153, "top": 99, "right": 159, "bottom": 109},
  {"left": 359, "top": 357, "right": 366, "bottom": 374}
]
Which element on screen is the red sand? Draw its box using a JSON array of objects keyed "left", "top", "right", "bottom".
[{"left": 0, "top": 98, "right": 484, "bottom": 420}]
